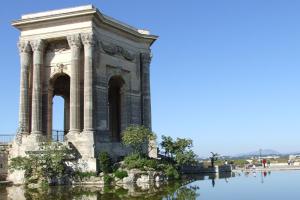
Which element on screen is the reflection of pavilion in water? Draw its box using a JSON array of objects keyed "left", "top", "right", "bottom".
[
  {"left": 181, "top": 172, "right": 236, "bottom": 188},
  {"left": 1, "top": 172, "right": 238, "bottom": 199},
  {"left": 2, "top": 180, "right": 201, "bottom": 200}
]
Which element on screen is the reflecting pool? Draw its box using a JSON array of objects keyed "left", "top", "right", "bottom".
[{"left": 1, "top": 171, "right": 300, "bottom": 199}]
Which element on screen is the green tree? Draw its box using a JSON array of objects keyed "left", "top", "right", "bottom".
[
  {"left": 173, "top": 138, "right": 193, "bottom": 154},
  {"left": 175, "top": 150, "right": 197, "bottom": 166},
  {"left": 160, "top": 135, "right": 198, "bottom": 166},
  {"left": 122, "top": 125, "right": 156, "bottom": 154},
  {"left": 210, "top": 152, "right": 219, "bottom": 168},
  {"left": 161, "top": 135, "right": 174, "bottom": 157}
]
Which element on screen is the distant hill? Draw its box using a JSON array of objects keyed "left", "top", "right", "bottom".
[{"left": 234, "top": 149, "right": 281, "bottom": 157}]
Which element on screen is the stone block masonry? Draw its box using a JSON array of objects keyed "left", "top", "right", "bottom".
[{"left": 8, "top": 4, "right": 158, "bottom": 182}]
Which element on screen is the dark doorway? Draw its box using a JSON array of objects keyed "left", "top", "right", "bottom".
[{"left": 108, "top": 76, "right": 124, "bottom": 142}]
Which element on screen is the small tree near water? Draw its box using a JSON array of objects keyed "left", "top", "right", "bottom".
[
  {"left": 161, "top": 135, "right": 197, "bottom": 166},
  {"left": 210, "top": 152, "right": 219, "bottom": 168},
  {"left": 122, "top": 125, "right": 156, "bottom": 154}
]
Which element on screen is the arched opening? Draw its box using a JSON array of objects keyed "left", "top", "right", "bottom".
[
  {"left": 49, "top": 73, "right": 70, "bottom": 141},
  {"left": 108, "top": 76, "right": 125, "bottom": 142},
  {"left": 52, "top": 96, "right": 64, "bottom": 141}
]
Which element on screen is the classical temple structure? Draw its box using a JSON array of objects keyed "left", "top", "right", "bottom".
[{"left": 9, "top": 5, "right": 157, "bottom": 175}]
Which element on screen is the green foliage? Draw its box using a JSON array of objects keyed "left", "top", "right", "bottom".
[
  {"left": 74, "top": 171, "right": 97, "bottom": 180},
  {"left": 122, "top": 125, "right": 156, "bottom": 153},
  {"left": 230, "top": 159, "right": 249, "bottom": 167},
  {"left": 9, "top": 156, "right": 31, "bottom": 171},
  {"left": 103, "top": 174, "right": 113, "bottom": 185},
  {"left": 114, "top": 170, "right": 128, "bottom": 179},
  {"left": 98, "top": 152, "right": 112, "bottom": 173},
  {"left": 144, "top": 159, "right": 159, "bottom": 169},
  {"left": 123, "top": 153, "right": 145, "bottom": 169},
  {"left": 9, "top": 142, "right": 69, "bottom": 185},
  {"left": 160, "top": 135, "right": 197, "bottom": 166},
  {"left": 174, "top": 138, "right": 193, "bottom": 154},
  {"left": 175, "top": 150, "right": 197, "bottom": 166},
  {"left": 123, "top": 153, "right": 159, "bottom": 170},
  {"left": 164, "top": 165, "right": 180, "bottom": 180},
  {"left": 161, "top": 135, "right": 174, "bottom": 157},
  {"left": 210, "top": 152, "right": 219, "bottom": 167},
  {"left": 175, "top": 186, "right": 200, "bottom": 200}
]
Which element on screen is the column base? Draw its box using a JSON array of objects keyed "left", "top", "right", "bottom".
[
  {"left": 18, "top": 131, "right": 29, "bottom": 135},
  {"left": 148, "top": 139, "right": 158, "bottom": 158},
  {"left": 65, "top": 130, "right": 96, "bottom": 172},
  {"left": 68, "top": 129, "right": 80, "bottom": 135},
  {"left": 28, "top": 132, "right": 46, "bottom": 142},
  {"left": 12, "top": 133, "right": 46, "bottom": 153}
]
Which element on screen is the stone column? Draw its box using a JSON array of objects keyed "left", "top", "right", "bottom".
[
  {"left": 140, "top": 53, "right": 152, "bottom": 129},
  {"left": 81, "top": 33, "right": 95, "bottom": 133},
  {"left": 30, "top": 40, "right": 45, "bottom": 135},
  {"left": 18, "top": 40, "right": 31, "bottom": 134},
  {"left": 47, "top": 88, "right": 53, "bottom": 140},
  {"left": 141, "top": 52, "right": 156, "bottom": 158},
  {"left": 67, "top": 34, "right": 82, "bottom": 134}
]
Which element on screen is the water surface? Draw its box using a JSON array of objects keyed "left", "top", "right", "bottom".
[{"left": 1, "top": 170, "right": 299, "bottom": 199}]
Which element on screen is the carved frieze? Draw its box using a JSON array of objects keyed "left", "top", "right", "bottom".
[
  {"left": 46, "top": 40, "right": 70, "bottom": 53},
  {"left": 100, "top": 41, "right": 135, "bottom": 61},
  {"left": 50, "top": 63, "right": 70, "bottom": 78}
]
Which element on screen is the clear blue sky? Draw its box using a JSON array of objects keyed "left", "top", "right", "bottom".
[{"left": 1, "top": 0, "right": 300, "bottom": 157}]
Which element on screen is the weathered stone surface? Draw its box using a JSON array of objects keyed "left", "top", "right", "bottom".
[
  {"left": 136, "top": 174, "right": 150, "bottom": 184},
  {"left": 7, "top": 170, "right": 26, "bottom": 185}
]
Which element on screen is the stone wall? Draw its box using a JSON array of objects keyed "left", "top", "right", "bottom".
[
  {"left": 0, "top": 145, "right": 9, "bottom": 181},
  {"left": 10, "top": 5, "right": 157, "bottom": 178}
]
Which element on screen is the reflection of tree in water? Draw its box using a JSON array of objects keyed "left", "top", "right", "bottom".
[
  {"left": 24, "top": 187, "right": 102, "bottom": 200},
  {"left": 20, "top": 173, "right": 238, "bottom": 200},
  {"left": 21, "top": 173, "right": 238, "bottom": 200},
  {"left": 171, "top": 185, "right": 200, "bottom": 200},
  {"left": 22, "top": 180, "right": 200, "bottom": 200}
]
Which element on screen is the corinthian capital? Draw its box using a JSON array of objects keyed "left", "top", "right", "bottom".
[
  {"left": 18, "top": 40, "right": 31, "bottom": 53},
  {"left": 30, "top": 39, "right": 45, "bottom": 52},
  {"left": 141, "top": 52, "right": 152, "bottom": 65},
  {"left": 67, "top": 34, "right": 82, "bottom": 49},
  {"left": 81, "top": 33, "right": 96, "bottom": 47}
]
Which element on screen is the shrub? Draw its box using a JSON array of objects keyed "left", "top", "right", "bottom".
[
  {"left": 164, "top": 165, "right": 180, "bottom": 180},
  {"left": 145, "top": 159, "right": 158, "bottom": 169},
  {"left": 122, "top": 125, "right": 156, "bottom": 154},
  {"left": 114, "top": 170, "right": 128, "bottom": 179},
  {"left": 123, "top": 153, "right": 143, "bottom": 169},
  {"left": 9, "top": 142, "right": 69, "bottom": 185},
  {"left": 175, "top": 150, "right": 197, "bottom": 166},
  {"left": 99, "top": 152, "right": 112, "bottom": 173},
  {"left": 103, "top": 174, "right": 113, "bottom": 185},
  {"left": 74, "top": 171, "right": 97, "bottom": 180},
  {"left": 9, "top": 156, "right": 31, "bottom": 171},
  {"left": 123, "top": 153, "right": 159, "bottom": 170}
]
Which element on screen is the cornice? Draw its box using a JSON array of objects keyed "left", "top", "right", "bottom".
[{"left": 12, "top": 5, "right": 158, "bottom": 46}]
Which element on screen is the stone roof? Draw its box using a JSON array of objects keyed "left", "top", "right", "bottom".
[{"left": 12, "top": 4, "right": 158, "bottom": 45}]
